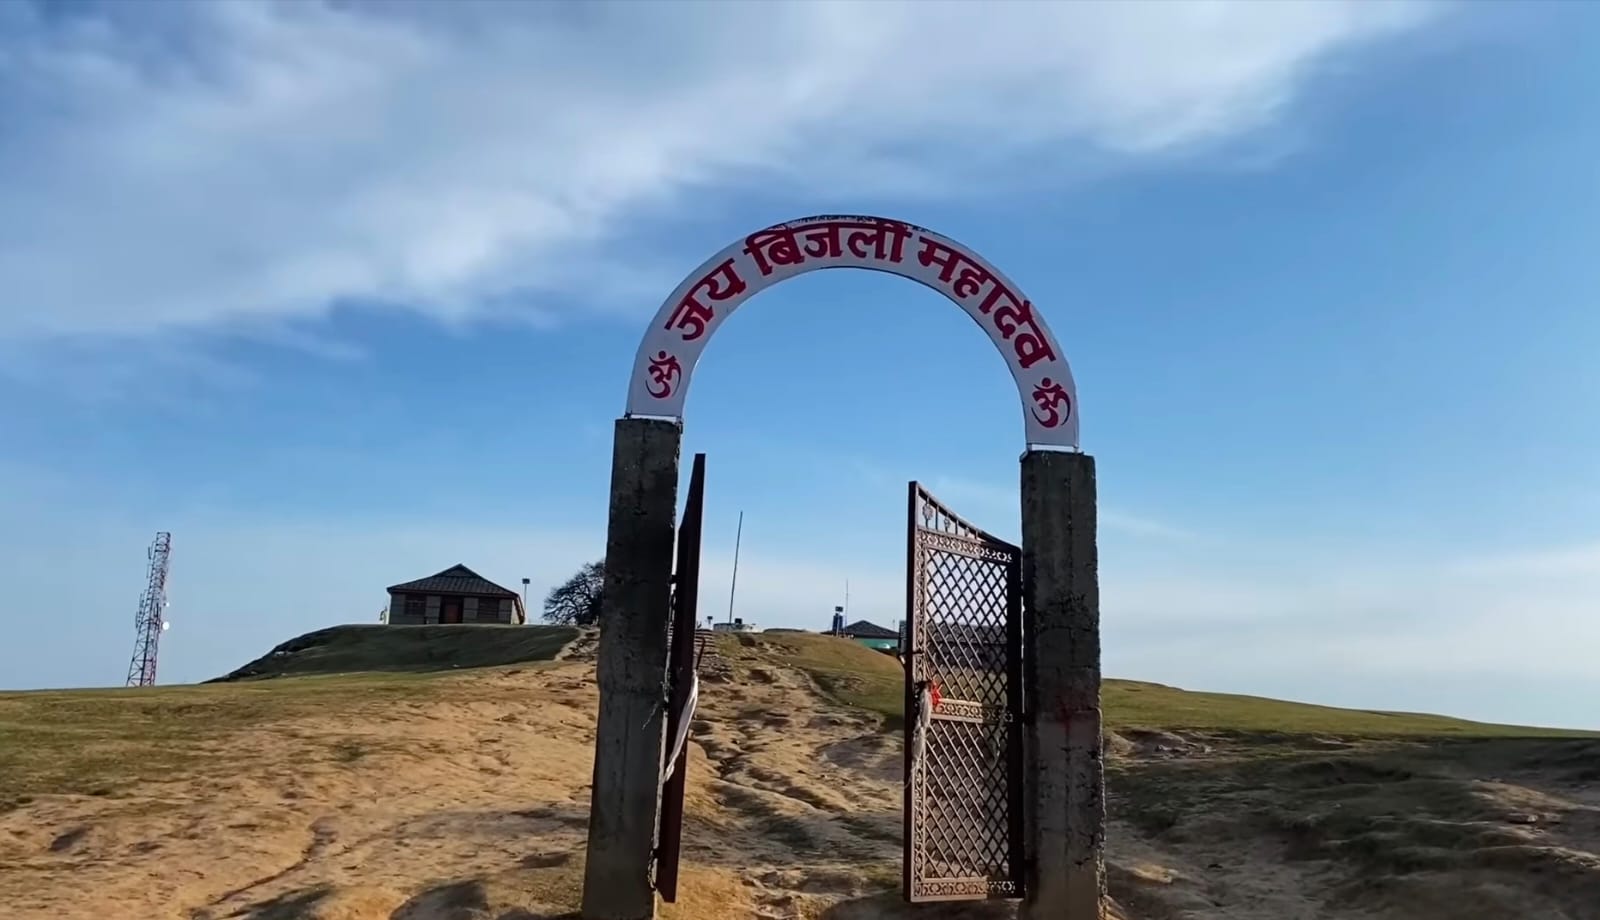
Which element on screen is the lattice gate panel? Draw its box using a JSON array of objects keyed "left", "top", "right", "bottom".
[{"left": 904, "top": 482, "right": 1024, "bottom": 903}]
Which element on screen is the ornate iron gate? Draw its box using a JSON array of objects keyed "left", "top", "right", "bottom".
[
  {"left": 656, "top": 453, "right": 706, "bottom": 903},
  {"left": 903, "top": 482, "right": 1025, "bottom": 903}
]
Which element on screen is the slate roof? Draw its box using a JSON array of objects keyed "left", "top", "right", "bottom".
[
  {"left": 841, "top": 620, "right": 900, "bottom": 640},
  {"left": 387, "top": 564, "right": 520, "bottom": 598}
]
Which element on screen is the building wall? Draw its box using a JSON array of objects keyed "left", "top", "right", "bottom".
[
  {"left": 387, "top": 592, "right": 517, "bottom": 625},
  {"left": 389, "top": 592, "right": 423, "bottom": 624},
  {"left": 472, "top": 597, "right": 515, "bottom": 624},
  {"left": 852, "top": 637, "right": 900, "bottom": 652}
]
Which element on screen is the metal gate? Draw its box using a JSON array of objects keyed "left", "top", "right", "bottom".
[
  {"left": 656, "top": 453, "right": 706, "bottom": 903},
  {"left": 903, "top": 482, "right": 1024, "bottom": 903}
]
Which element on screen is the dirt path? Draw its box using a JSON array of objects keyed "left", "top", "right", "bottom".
[{"left": 687, "top": 658, "right": 904, "bottom": 916}]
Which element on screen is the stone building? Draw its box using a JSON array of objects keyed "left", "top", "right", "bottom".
[{"left": 385, "top": 564, "right": 525, "bottom": 625}]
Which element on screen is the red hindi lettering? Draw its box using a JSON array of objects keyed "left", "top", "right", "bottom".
[
  {"left": 951, "top": 263, "right": 995, "bottom": 300},
  {"left": 800, "top": 222, "right": 843, "bottom": 259},
  {"left": 992, "top": 297, "right": 1036, "bottom": 338},
  {"left": 975, "top": 282, "right": 1019, "bottom": 316},
  {"left": 696, "top": 257, "right": 747, "bottom": 301},
  {"left": 1012, "top": 330, "right": 1057, "bottom": 370},
  {"left": 743, "top": 226, "right": 806, "bottom": 276},
  {"left": 664, "top": 293, "right": 714, "bottom": 341},
  {"left": 990, "top": 297, "right": 1057, "bottom": 370},
  {"left": 664, "top": 258, "right": 747, "bottom": 341},
  {"left": 915, "top": 235, "right": 968, "bottom": 283},
  {"left": 843, "top": 219, "right": 912, "bottom": 263}
]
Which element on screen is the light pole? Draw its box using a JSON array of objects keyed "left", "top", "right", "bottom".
[{"left": 521, "top": 577, "right": 530, "bottom": 623}]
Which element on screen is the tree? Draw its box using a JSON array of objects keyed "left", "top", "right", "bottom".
[{"left": 544, "top": 559, "right": 605, "bottom": 626}]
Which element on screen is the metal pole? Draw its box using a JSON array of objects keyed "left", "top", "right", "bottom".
[{"left": 726, "top": 510, "right": 743, "bottom": 625}]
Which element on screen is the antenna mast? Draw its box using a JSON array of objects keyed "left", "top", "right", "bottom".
[{"left": 125, "top": 532, "right": 173, "bottom": 688}]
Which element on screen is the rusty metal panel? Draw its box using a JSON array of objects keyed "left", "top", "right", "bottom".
[
  {"left": 656, "top": 452, "right": 706, "bottom": 903},
  {"left": 904, "top": 482, "right": 1025, "bottom": 903}
]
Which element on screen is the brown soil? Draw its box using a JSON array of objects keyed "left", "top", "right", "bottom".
[{"left": 3, "top": 651, "right": 1597, "bottom": 920}]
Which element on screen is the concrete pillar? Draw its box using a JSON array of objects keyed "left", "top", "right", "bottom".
[
  {"left": 582, "top": 417, "right": 683, "bottom": 920},
  {"left": 1020, "top": 450, "right": 1105, "bottom": 920}
]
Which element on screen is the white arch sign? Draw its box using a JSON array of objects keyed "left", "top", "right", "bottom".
[{"left": 625, "top": 214, "right": 1079, "bottom": 449}]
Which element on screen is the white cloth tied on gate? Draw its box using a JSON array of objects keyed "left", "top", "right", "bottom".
[
  {"left": 660, "top": 672, "right": 700, "bottom": 786},
  {"left": 906, "top": 682, "right": 933, "bottom": 788}
]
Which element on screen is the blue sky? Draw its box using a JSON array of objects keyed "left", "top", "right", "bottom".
[{"left": 2, "top": 1, "right": 1597, "bottom": 729}]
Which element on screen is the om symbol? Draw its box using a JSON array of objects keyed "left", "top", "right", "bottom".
[
  {"left": 1030, "top": 377, "right": 1071, "bottom": 428},
  {"left": 646, "top": 351, "right": 682, "bottom": 399}
]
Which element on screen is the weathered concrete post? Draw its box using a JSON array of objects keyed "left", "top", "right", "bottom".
[
  {"left": 1020, "top": 449, "right": 1105, "bottom": 920},
  {"left": 582, "top": 417, "right": 682, "bottom": 920}
]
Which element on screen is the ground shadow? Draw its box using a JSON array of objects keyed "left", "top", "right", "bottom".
[
  {"left": 1106, "top": 734, "right": 1600, "bottom": 918},
  {"left": 818, "top": 892, "right": 1016, "bottom": 919},
  {"left": 389, "top": 878, "right": 575, "bottom": 920},
  {"left": 229, "top": 884, "right": 336, "bottom": 920},
  {"left": 390, "top": 880, "right": 489, "bottom": 919}
]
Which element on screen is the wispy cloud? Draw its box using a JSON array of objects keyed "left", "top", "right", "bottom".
[
  {"left": 1106, "top": 539, "right": 1600, "bottom": 685},
  {"left": 0, "top": 0, "right": 1442, "bottom": 348},
  {"left": 1444, "top": 542, "right": 1600, "bottom": 578},
  {"left": 923, "top": 473, "right": 1202, "bottom": 543},
  {"left": 1099, "top": 509, "right": 1201, "bottom": 542}
]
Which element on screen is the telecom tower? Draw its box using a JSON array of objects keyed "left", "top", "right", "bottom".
[{"left": 124, "top": 532, "right": 173, "bottom": 687}]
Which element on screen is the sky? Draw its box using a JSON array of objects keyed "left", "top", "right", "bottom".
[{"left": 1, "top": 1, "right": 1597, "bottom": 729}]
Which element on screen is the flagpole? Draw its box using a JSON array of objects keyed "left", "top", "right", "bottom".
[{"left": 726, "top": 511, "right": 744, "bottom": 626}]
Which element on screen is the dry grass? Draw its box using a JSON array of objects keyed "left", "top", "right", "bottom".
[
  {"left": 2, "top": 626, "right": 1597, "bottom": 920},
  {"left": 723, "top": 632, "right": 906, "bottom": 727}
]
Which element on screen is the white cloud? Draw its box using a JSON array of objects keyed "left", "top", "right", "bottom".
[{"left": 0, "top": 0, "right": 1442, "bottom": 345}]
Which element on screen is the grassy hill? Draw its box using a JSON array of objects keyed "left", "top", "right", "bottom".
[
  {"left": 5, "top": 627, "right": 1589, "bottom": 807},
  {"left": 2, "top": 627, "right": 1596, "bottom": 920},
  {"left": 210, "top": 623, "right": 580, "bottom": 681},
  {"left": 735, "top": 631, "right": 1595, "bottom": 739},
  {"left": 1, "top": 625, "right": 578, "bottom": 805}
]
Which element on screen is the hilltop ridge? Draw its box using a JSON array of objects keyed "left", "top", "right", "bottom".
[{"left": 209, "top": 623, "right": 581, "bottom": 681}]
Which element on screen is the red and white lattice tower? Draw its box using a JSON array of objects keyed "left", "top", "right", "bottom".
[{"left": 124, "top": 531, "right": 173, "bottom": 688}]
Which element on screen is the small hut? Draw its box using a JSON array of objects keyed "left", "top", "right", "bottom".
[{"left": 386, "top": 564, "right": 525, "bottom": 625}]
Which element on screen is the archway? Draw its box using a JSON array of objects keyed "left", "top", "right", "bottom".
[
  {"left": 582, "top": 215, "right": 1104, "bottom": 920},
  {"left": 624, "top": 214, "right": 1079, "bottom": 449}
]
